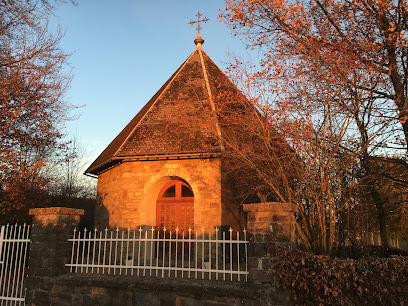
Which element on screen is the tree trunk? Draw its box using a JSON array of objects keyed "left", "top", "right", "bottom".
[
  {"left": 353, "top": 106, "right": 390, "bottom": 249},
  {"left": 402, "top": 120, "right": 408, "bottom": 150},
  {"left": 368, "top": 183, "right": 389, "bottom": 248}
]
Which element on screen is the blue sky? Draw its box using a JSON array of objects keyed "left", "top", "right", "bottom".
[{"left": 53, "top": 1, "right": 246, "bottom": 166}]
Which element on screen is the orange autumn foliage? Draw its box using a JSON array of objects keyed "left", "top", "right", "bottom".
[
  {"left": 0, "top": 0, "right": 73, "bottom": 222},
  {"left": 220, "top": 0, "right": 408, "bottom": 148},
  {"left": 219, "top": 0, "right": 408, "bottom": 252}
]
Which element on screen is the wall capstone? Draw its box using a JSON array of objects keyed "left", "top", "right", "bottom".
[{"left": 30, "top": 207, "right": 84, "bottom": 226}]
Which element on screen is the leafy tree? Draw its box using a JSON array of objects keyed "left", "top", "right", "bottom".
[
  {"left": 220, "top": 0, "right": 408, "bottom": 149},
  {"left": 207, "top": 54, "right": 381, "bottom": 253},
  {"left": 0, "top": 0, "right": 74, "bottom": 221},
  {"left": 219, "top": 0, "right": 408, "bottom": 250}
]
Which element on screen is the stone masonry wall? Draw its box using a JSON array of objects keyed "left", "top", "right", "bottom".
[
  {"left": 244, "top": 203, "right": 297, "bottom": 284},
  {"left": 25, "top": 205, "right": 295, "bottom": 306},
  {"left": 96, "top": 158, "right": 222, "bottom": 231},
  {"left": 27, "top": 274, "right": 291, "bottom": 306},
  {"left": 247, "top": 232, "right": 296, "bottom": 284},
  {"left": 27, "top": 208, "right": 84, "bottom": 278}
]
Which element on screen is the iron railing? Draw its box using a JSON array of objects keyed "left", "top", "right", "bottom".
[
  {"left": 67, "top": 227, "right": 248, "bottom": 281},
  {"left": 0, "top": 224, "right": 30, "bottom": 305}
]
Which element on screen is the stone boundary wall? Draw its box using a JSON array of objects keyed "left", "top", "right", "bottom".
[
  {"left": 27, "top": 274, "right": 291, "bottom": 306},
  {"left": 26, "top": 205, "right": 297, "bottom": 306}
]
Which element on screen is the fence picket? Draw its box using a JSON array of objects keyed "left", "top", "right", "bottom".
[
  {"left": 66, "top": 227, "right": 248, "bottom": 282},
  {"left": 0, "top": 224, "right": 31, "bottom": 305}
]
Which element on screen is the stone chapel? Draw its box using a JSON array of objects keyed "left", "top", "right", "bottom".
[{"left": 86, "top": 33, "right": 250, "bottom": 232}]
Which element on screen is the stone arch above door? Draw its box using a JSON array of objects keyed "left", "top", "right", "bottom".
[
  {"left": 143, "top": 174, "right": 196, "bottom": 227},
  {"left": 139, "top": 159, "right": 221, "bottom": 231}
]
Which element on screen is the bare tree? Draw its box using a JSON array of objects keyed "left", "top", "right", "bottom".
[
  {"left": 212, "top": 53, "right": 399, "bottom": 254},
  {"left": 45, "top": 135, "right": 97, "bottom": 200},
  {"left": 219, "top": 0, "right": 408, "bottom": 250}
]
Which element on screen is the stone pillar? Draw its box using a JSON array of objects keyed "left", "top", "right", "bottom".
[
  {"left": 243, "top": 202, "right": 297, "bottom": 283},
  {"left": 28, "top": 207, "right": 84, "bottom": 277},
  {"left": 243, "top": 202, "right": 297, "bottom": 241},
  {"left": 26, "top": 207, "right": 84, "bottom": 305}
]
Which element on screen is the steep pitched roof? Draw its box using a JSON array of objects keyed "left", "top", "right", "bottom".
[{"left": 86, "top": 40, "right": 241, "bottom": 175}]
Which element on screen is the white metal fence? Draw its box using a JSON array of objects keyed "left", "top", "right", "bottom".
[
  {"left": 67, "top": 227, "right": 248, "bottom": 281},
  {"left": 0, "top": 224, "right": 31, "bottom": 305}
]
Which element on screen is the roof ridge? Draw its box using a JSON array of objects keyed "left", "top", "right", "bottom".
[
  {"left": 199, "top": 48, "right": 245, "bottom": 97},
  {"left": 197, "top": 48, "right": 225, "bottom": 151}
]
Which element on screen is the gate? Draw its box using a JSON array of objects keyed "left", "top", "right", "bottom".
[{"left": 0, "top": 224, "right": 31, "bottom": 305}]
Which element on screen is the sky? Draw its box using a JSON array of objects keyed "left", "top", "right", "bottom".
[{"left": 52, "top": 1, "right": 246, "bottom": 168}]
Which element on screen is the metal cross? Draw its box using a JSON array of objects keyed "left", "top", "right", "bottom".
[{"left": 189, "top": 11, "right": 210, "bottom": 33}]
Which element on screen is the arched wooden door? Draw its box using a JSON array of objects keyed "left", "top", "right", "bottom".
[{"left": 156, "top": 180, "right": 194, "bottom": 232}]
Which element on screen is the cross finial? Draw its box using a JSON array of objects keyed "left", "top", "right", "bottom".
[
  {"left": 189, "top": 11, "right": 209, "bottom": 47},
  {"left": 189, "top": 11, "right": 210, "bottom": 34}
]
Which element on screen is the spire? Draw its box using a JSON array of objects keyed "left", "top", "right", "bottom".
[
  {"left": 85, "top": 47, "right": 239, "bottom": 175},
  {"left": 189, "top": 11, "right": 209, "bottom": 48}
]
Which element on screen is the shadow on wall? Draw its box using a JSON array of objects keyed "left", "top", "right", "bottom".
[
  {"left": 95, "top": 193, "right": 109, "bottom": 230},
  {"left": 46, "top": 196, "right": 96, "bottom": 230},
  {"left": 69, "top": 197, "right": 97, "bottom": 230}
]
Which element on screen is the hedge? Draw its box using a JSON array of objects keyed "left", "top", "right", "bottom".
[{"left": 272, "top": 248, "right": 408, "bottom": 305}]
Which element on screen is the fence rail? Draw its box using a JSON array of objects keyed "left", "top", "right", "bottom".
[
  {"left": 67, "top": 227, "right": 248, "bottom": 281},
  {"left": 0, "top": 224, "right": 31, "bottom": 305}
]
